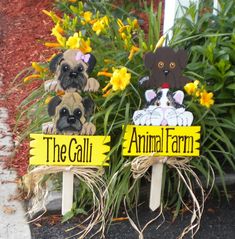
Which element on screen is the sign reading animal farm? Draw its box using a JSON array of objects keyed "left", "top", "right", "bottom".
[
  {"left": 30, "top": 134, "right": 110, "bottom": 166},
  {"left": 123, "top": 125, "right": 200, "bottom": 157}
]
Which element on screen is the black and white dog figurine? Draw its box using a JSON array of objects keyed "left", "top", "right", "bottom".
[{"left": 133, "top": 88, "right": 193, "bottom": 126}]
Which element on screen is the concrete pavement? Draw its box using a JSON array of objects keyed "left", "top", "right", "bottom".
[{"left": 0, "top": 102, "right": 31, "bottom": 239}]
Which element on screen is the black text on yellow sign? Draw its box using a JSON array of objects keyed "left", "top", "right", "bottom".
[
  {"left": 30, "top": 134, "right": 110, "bottom": 166},
  {"left": 123, "top": 125, "right": 201, "bottom": 157}
]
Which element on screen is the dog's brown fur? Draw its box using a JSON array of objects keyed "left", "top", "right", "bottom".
[
  {"left": 51, "top": 49, "right": 99, "bottom": 92},
  {"left": 139, "top": 47, "right": 188, "bottom": 88},
  {"left": 49, "top": 92, "right": 96, "bottom": 135}
]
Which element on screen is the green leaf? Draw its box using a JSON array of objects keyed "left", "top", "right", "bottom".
[
  {"left": 226, "top": 83, "right": 235, "bottom": 90},
  {"left": 61, "top": 210, "right": 75, "bottom": 223},
  {"left": 75, "top": 208, "right": 87, "bottom": 215}
]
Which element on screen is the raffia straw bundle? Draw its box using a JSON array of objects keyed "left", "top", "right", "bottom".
[
  {"left": 23, "top": 165, "right": 108, "bottom": 239},
  {"left": 125, "top": 155, "right": 215, "bottom": 239}
]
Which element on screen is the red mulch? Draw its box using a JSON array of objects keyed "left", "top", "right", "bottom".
[{"left": 0, "top": 0, "right": 55, "bottom": 176}]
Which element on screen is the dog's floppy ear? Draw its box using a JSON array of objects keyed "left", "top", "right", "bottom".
[
  {"left": 49, "top": 53, "right": 63, "bottom": 73},
  {"left": 82, "top": 97, "right": 94, "bottom": 118},
  {"left": 86, "top": 53, "right": 96, "bottom": 74},
  {"left": 173, "top": 90, "right": 184, "bottom": 105},
  {"left": 48, "top": 96, "right": 62, "bottom": 116},
  {"left": 144, "top": 52, "right": 155, "bottom": 70},
  {"left": 145, "top": 89, "right": 157, "bottom": 102},
  {"left": 176, "top": 49, "right": 187, "bottom": 68}
]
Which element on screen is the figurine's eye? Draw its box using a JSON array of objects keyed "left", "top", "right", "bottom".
[
  {"left": 169, "top": 62, "right": 176, "bottom": 69},
  {"left": 62, "top": 64, "right": 70, "bottom": 72},
  {"left": 156, "top": 101, "right": 160, "bottom": 106},
  {"left": 167, "top": 101, "right": 171, "bottom": 106},
  {"left": 158, "top": 61, "right": 164, "bottom": 69},
  {"left": 77, "top": 65, "right": 84, "bottom": 72},
  {"left": 74, "top": 108, "right": 82, "bottom": 119},
  {"left": 60, "top": 107, "right": 69, "bottom": 117}
]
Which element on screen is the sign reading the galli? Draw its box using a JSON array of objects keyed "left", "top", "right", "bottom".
[
  {"left": 123, "top": 125, "right": 201, "bottom": 157},
  {"left": 30, "top": 134, "right": 110, "bottom": 166}
]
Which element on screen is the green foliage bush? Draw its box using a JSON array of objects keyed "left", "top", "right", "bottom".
[
  {"left": 168, "top": 1, "right": 235, "bottom": 210},
  {"left": 172, "top": 1, "right": 235, "bottom": 137}
]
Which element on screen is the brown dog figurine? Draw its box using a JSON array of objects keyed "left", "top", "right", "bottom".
[
  {"left": 49, "top": 49, "right": 100, "bottom": 92},
  {"left": 139, "top": 47, "right": 188, "bottom": 88},
  {"left": 48, "top": 92, "right": 96, "bottom": 135}
]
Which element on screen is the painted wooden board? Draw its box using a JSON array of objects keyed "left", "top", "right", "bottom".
[
  {"left": 30, "top": 134, "right": 110, "bottom": 166},
  {"left": 123, "top": 125, "right": 201, "bottom": 157}
]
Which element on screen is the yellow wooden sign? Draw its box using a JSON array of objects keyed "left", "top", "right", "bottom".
[
  {"left": 30, "top": 134, "right": 110, "bottom": 166},
  {"left": 123, "top": 125, "right": 200, "bottom": 156}
]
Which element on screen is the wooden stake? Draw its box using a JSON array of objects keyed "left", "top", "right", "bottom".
[
  {"left": 62, "top": 172, "right": 74, "bottom": 215},
  {"left": 149, "top": 163, "right": 163, "bottom": 211}
]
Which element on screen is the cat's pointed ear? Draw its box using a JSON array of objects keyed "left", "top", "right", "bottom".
[
  {"left": 145, "top": 89, "right": 157, "bottom": 102},
  {"left": 173, "top": 90, "right": 184, "bottom": 104}
]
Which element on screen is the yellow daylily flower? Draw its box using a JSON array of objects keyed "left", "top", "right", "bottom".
[
  {"left": 97, "top": 72, "right": 113, "bottom": 77},
  {"left": 199, "top": 90, "right": 214, "bottom": 108},
  {"left": 101, "top": 67, "right": 131, "bottom": 97},
  {"left": 102, "top": 89, "right": 112, "bottom": 97},
  {"left": 51, "top": 27, "right": 66, "bottom": 47},
  {"left": 66, "top": 32, "right": 92, "bottom": 53},
  {"left": 31, "top": 62, "right": 44, "bottom": 73},
  {"left": 92, "top": 16, "right": 109, "bottom": 35},
  {"left": 44, "top": 95, "right": 53, "bottom": 104},
  {"left": 132, "top": 19, "right": 139, "bottom": 28},
  {"left": 52, "top": 22, "right": 64, "bottom": 34},
  {"left": 42, "top": 10, "right": 62, "bottom": 23},
  {"left": 128, "top": 45, "right": 140, "bottom": 60},
  {"left": 82, "top": 11, "right": 92, "bottom": 24},
  {"left": 117, "top": 18, "right": 124, "bottom": 28},
  {"left": 195, "top": 90, "right": 201, "bottom": 97},
  {"left": 154, "top": 35, "right": 166, "bottom": 52},
  {"left": 118, "top": 25, "right": 129, "bottom": 33},
  {"left": 117, "top": 18, "right": 140, "bottom": 50},
  {"left": 46, "top": 53, "right": 57, "bottom": 62},
  {"left": 66, "top": 32, "right": 81, "bottom": 49},
  {"left": 23, "top": 74, "right": 41, "bottom": 83},
  {"left": 184, "top": 80, "right": 200, "bottom": 95},
  {"left": 102, "top": 82, "right": 111, "bottom": 93},
  {"left": 117, "top": 18, "right": 129, "bottom": 34},
  {"left": 121, "top": 32, "right": 127, "bottom": 40},
  {"left": 127, "top": 18, "right": 139, "bottom": 29},
  {"left": 79, "top": 38, "right": 92, "bottom": 53},
  {"left": 44, "top": 42, "right": 62, "bottom": 48},
  {"left": 110, "top": 67, "right": 131, "bottom": 91}
]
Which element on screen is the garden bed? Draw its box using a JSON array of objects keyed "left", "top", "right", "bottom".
[{"left": 1, "top": 0, "right": 235, "bottom": 238}]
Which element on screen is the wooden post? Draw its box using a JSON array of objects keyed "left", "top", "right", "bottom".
[
  {"left": 213, "top": 0, "right": 220, "bottom": 15},
  {"left": 163, "top": 0, "right": 177, "bottom": 40},
  {"left": 62, "top": 172, "right": 74, "bottom": 215},
  {"left": 149, "top": 162, "right": 164, "bottom": 211},
  {"left": 163, "top": 0, "right": 200, "bottom": 40}
]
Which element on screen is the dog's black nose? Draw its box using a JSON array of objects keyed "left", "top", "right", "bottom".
[
  {"left": 163, "top": 70, "right": 169, "bottom": 76},
  {"left": 67, "top": 116, "right": 76, "bottom": 124},
  {"left": 70, "top": 72, "right": 78, "bottom": 78}
]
